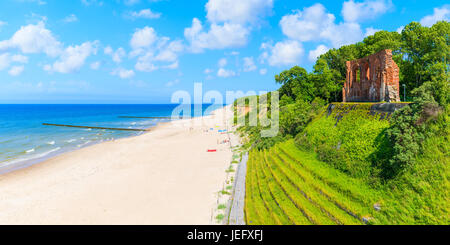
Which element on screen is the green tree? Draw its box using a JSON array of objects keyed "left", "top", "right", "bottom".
[
  {"left": 360, "top": 30, "right": 403, "bottom": 57},
  {"left": 275, "top": 66, "right": 315, "bottom": 102},
  {"left": 279, "top": 99, "right": 312, "bottom": 136},
  {"left": 385, "top": 82, "right": 442, "bottom": 177},
  {"left": 310, "top": 58, "right": 342, "bottom": 102}
]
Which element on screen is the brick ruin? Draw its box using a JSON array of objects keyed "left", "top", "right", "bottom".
[{"left": 342, "top": 49, "right": 400, "bottom": 102}]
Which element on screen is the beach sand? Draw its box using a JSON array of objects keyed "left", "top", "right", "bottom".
[{"left": 0, "top": 106, "right": 235, "bottom": 225}]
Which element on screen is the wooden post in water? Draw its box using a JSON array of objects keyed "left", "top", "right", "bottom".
[{"left": 42, "top": 123, "right": 149, "bottom": 132}]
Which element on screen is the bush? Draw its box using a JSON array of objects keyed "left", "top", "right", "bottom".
[
  {"left": 385, "top": 82, "right": 443, "bottom": 177},
  {"left": 294, "top": 134, "right": 313, "bottom": 151},
  {"left": 316, "top": 144, "right": 348, "bottom": 172},
  {"left": 297, "top": 103, "right": 391, "bottom": 179},
  {"left": 280, "top": 97, "right": 326, "bottom": 137}
]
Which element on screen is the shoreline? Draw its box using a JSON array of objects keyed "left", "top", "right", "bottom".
[
  {"left": 0, "top": 121, "right": 167, "bottom": 176},
  {"left": 0, "top": 105, "right": 236, "bottom": 224}
]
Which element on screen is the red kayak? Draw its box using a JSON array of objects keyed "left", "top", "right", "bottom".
[{"left": 207, "top": 149, "right": 217, "bottom": 152}]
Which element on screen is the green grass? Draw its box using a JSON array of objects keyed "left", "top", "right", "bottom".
[
  {"left": 299, "top": 104, "right": 391, "bottom": 179},
  {"left": 243, "top": 102, "right": 448, "bottom": 225},
  {"left": 269, "top": 147, "right": 362, "bottom": 225},
  {"left": 220, "top": 190, "right": 231, "bottom": 195},
  {"left": 253, "top": 151, "right": 292, "bottom": 224},
  {"left": 218, "top": 204, "right": 227, "bottom": 210},
  {"left": 245, "top": 139, "right": 449, "bottom": 225},
  {"left": 215, "top": 214, "right": 225, "bottom": 221},
  {"left": 263, "top": 151, "right": 333, "bottom": 224},
  {"left": 245, "top": 140, "right": 380, "bottom": 225},
  {"left": 245, "top": 141, "right": 380, "bottom": 225},
  {"left": 245, "top": 151, "right": 279, "bottom": 225},
  {"left": 226, "top": 166, "right": 235, "bottom": 173}
]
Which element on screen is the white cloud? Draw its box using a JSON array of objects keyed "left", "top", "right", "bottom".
[
  {"left": 205, "top": 0, "right": 273, "bottom": 25},
  {"left": 130, "top": 26, "right": 158, "bottom": 50},
  {"left": 129, "top": 9, "right": 161, "bottom": 19},
  {"left": 184, "top": 18, "right": 249, "bottom": 53},
  {"left": 134, "top": 44, "right": 181, "bottom": 71},
  {"left": 90, "top": 61, "right": 101, "bottom": 70},
  {"left": 259, "top": 68, "right": 267, "bottom": 75},
  {"left": 396, "top": 26, "right": 404, "bottom": 33},
  {"left": 45, "top": 41, "right": 99, "bottom": 73},
  {"left": 154, "top": 40, "right": 183, "bottom": 62},
  {"left": 81, "top": 0, "right": 103, "bottom": 6},
  {"left": 17, "top": 0, "right": 46, "bottom": 5},
  {"left": 104, "top": 46, "right": 113, "bottom": 54},
  {"left": 111, "top": 68, "right": 135, "bottom": 79},
  {"left": 323, "top": 22, "right": 364, "bottom": 48},
  {"left": 308, "top": 44, "right": 329, "bottom": 62},
  {"left": 280, "top": 4, "right": 335, "bottom": 42},
  {"left": 243, "top": 57, "right": 257, "bottom": 72},
  {"left": 342, "top": 0, "right": 392, "bottom": 22},
  {"left": 420, "top": 5, "right": 450, "bottom": 27},
  {"left": 104, "top": 46, "right": 126, "bottom": 63},
  {"left": 0, "top": 53, "right": 29, "bottom": 70},
  {"left": 204, "top": 68, "right": 213, "bottom": 74},
  {"left": 0, "top": 21, "right": 62, "bottom": 57},
  {"left": 184, "top": 0, "right": 273, "bottom": 53},
  {"left": 11, "top": 54, "right": 28, "bottom": 63},
  {"left": 9, "top": 66, "right": 24, "bottom": 76},
  {"left": 162, "top": 61, "right": 179, "bottom": 69},
  {"left": 364, "top": 27, "right": 381, "bottom": 37},
  {"left": 0, "top": 22, "right": 99, "bottom": 73},
  {"left": 260, "top": 40, "right": 303, "bottom": 67},
  {"left": 130, "top": 26, "right": 184, "bottom": 72},
  {"left": 166, "top": 79, "right": 180, "bottom": 87},
  {"left": 218, "top": 58, "right": 227, "bottom": 67},
  {"left": 217, "top": 68, "right": 236, "bottom": 77},
  {"left": 0, "top": 21, "right": 7, "bottom": 29},
  {"left": 124, "top": 0, "right": 139, "bottom": 5},
  {"left": 63, "top": 14, "right": 78, "bottom": 23},
  {"left": 279, "top": 3, "right": 365, "bottom": 48},
  {"left": 135, "top": 59, "right": 157, "bottom": 72}
]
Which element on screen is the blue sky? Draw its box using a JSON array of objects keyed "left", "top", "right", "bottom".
[{"left": 0, "top": 0, "right": 448, "bottom": 103}]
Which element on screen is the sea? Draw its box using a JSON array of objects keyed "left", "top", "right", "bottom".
[{"left": 0, "top": 104, "right": 221, "bottom": 174}]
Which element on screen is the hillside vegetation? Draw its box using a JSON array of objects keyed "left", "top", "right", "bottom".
[
  {"left": 245, "top": 110, "right": 449, "bottom": 225},
  {"left": 239, "top": 20, "right": 449, "bottom": 225}
]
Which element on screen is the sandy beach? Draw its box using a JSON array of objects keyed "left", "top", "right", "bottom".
[{"left": 0, "top": 106, "right": 235, "bottom": 225}]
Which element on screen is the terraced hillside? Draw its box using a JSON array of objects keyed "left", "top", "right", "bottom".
[
  {"left": 245, "top": 140, "right": 392, "bottom": 225},
  {"left": 244, "top": 103, "right": 449, "bottom": 225}
]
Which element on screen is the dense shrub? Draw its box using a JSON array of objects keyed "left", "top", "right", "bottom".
[
  {"left": 384, "top": 82, "right": 444, "bottom": 177},
  {"left": 295, "top": 104, "right": 391, "bottom": 179}
]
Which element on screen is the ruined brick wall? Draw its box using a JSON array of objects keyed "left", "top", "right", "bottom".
[{"left": 342, "top": 49, "right": 400, "bottom": 102}]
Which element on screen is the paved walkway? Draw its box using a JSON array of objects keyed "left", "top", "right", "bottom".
[{"left": 227, "top": 153, "right": 248, "bottom": 225}]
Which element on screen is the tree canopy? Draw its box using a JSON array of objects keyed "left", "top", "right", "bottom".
[{"left": 276, "top": 21, "right": 449, "bottom": 106}]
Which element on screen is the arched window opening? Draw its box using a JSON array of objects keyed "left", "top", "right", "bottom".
[
  {"left": 356, "top": 69, "right": 361, "bottom": 83},
  {"left": 364, "top": 63, "right": 370, "bottom": 81}
]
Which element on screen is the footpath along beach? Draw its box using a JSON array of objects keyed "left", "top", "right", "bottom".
[{"left": 0, "top": 105, "right": 239, "bottom": 225}]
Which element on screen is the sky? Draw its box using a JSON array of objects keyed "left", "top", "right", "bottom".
[{"left": 0, "top": 0, "right": 448, "bottom": 104}]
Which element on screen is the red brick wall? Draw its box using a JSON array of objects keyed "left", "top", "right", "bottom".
[{"left": 343, "top": 49, "right": 400, "bottom": 102}]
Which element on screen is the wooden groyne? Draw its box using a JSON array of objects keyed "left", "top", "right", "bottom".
[{"left": 42, "top": 123, "right": 149, "bottom": 132}]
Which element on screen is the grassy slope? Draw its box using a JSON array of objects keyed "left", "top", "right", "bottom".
[
  {"left": 245, "top": 104, "right": 449, "bottom": 225},
  {"left": 298, "top": 103, "right": 391, "bottom": 179}
]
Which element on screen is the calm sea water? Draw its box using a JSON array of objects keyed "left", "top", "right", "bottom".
[{"left": 0, "top": 104, "right": 220, "bottom": 173}]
